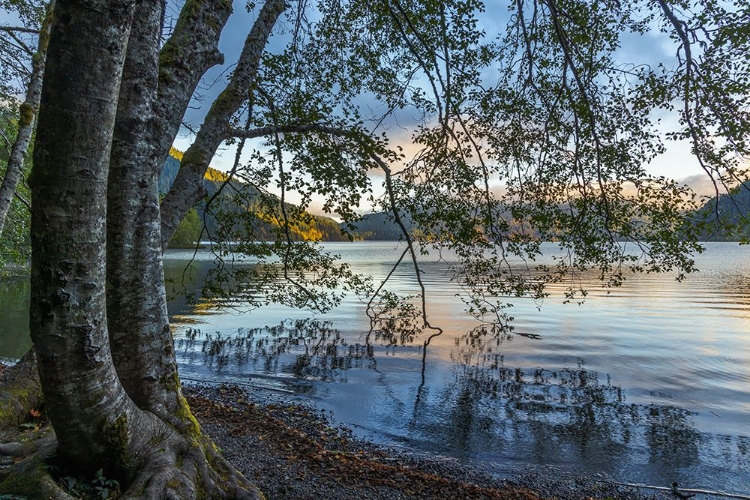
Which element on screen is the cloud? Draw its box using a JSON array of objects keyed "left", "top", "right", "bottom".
[{"left": 676, "top": 173, "right": 734, "bottom": 199}]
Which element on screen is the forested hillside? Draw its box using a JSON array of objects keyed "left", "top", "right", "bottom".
[
  {"left": 342, "top": 212, "right": 407, "bottom": 241},
  {"left": 161, "top": 150, "right": 347, "bottom": 245}
]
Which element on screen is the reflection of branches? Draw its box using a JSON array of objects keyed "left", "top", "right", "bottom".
[
  {"left": 366, "top": 150, "right": 443, "bottom": 381},
  {"left": 365, "top": 246, "right": 409, "bottom": 340},
  {"left": 176, "top": 319, "right": 373, "bottom": 381}
]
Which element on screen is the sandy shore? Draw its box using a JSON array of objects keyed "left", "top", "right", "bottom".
[{"left": 186, "top": 383, "right": 672, "bottom": 500}]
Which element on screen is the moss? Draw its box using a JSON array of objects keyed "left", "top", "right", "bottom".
[
  {"left": 175, "top": 395, "right": 202, "bottom": 440},
  {"left": 18, "top": 103, "right": 35, "bottom": 128},
  {"left": 148, "top": 433, "right": 165, "bottom": 447},
  {"left": 38, "top": 6, "right": 54, "bottom": 53},
  {"left": 208, "top": 88, "right": 238, "bottom": 120},
  {"left": 105, "top": 413, "right": 130, "bottom": 473},
  {"left": 194, "top": 467, "right": 208, "bottom": 500},
  {"left": 0, "top": 381, "right": 42, "bottom": 430},
  {"left": 181, "top": 147, "right": 207, "bottom": 169},
  {"left": 0, "top": 459, "right": 49, "bottom": 497},
  {"left": 183, "top": 0, "right": 203, "bottom": 18},
  {"left": 159, "top": 42, "right": 181, "bottom": 68},
  {"left": 183, "top": 0, "right": 232, "bottom": 19}
]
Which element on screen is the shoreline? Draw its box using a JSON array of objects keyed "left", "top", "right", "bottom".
[
  {"left": 185, "top": 383, "right": 672, "bottom": 500},
  {"left": 0, "top": 362, "right": 721, "bottom": 499}
]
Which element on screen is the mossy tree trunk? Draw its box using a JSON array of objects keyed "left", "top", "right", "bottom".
[
  {"left": 23, "top": 0, "right": 263, "bottom": 497},
  {"left": 151, "top": 0, "right": 233, "bottom": 173},
  {"left": 29, "top": 0, "right": 151, "bottom": 473},
  {"left": 106, "top": 0, "right": 184, "bottom": 425}
]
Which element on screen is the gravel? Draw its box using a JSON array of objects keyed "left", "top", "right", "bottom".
[{"left": 185, "top": 383, "right": 673, "bottom": 500}]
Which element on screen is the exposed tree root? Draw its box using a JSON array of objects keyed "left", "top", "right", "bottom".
[
  {"left": 0, "top": 427, "right": 75, "bottom": 499},
  {"left": 121, "top": 426, "right": 264, "bottom": 499},
  {"left": 0, "top": 419, "right": 264, "bottom": 500},
  {"left": 0, "top": 353, "right": 264, "bottom": 499}
]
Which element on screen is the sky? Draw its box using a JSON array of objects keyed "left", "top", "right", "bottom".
[
  {"left": 0, "top": 1, "right": 725, "bottom": 214},
  {"left": 167, "top": 0, "right": 721, "bottom": 216}
]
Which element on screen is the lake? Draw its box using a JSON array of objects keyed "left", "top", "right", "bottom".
[{"left": 2, "top": 241, "right": 749, "bottom": 494}]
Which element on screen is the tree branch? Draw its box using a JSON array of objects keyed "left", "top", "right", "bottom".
[
  {"left": 152, "top": 0, "right": 233, "bottom": 170},
  {"left": 160, "top": 0, "right": 286, "bottom": 248},
  {"left": 0, "top": 0, "right": 54, "bottom": 235},
  {"left": 13, "top": 191, "right": 30, "bottom": 211},
  {"left": 228, "top": 122, "right": 353, "bottom": 140},
  {"left": 0, "top": 26, "right": 39, "bottom": 35}
]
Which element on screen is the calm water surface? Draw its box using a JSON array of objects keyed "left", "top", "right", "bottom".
[{"left": 1, "top": 242, "right": 749, "bottom": 493}]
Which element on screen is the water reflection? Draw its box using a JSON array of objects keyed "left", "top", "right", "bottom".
[
  {"left": 177, "top": 319, "right": 376, "bottom": 383},
  {"left": 0, "top": 277, "right": 30, "bottom": 359},
  {"left": 2, "top": 244, "right": 748, "bottom": 491},
  {"left": 172, "top": 317, "right": 749, "bottom": 492}
]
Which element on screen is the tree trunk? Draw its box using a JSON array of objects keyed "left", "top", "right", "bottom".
[
  {"left": 23, "top": 0, "right": 264, "bottom": 496},
  {"left": 29, "top": 0, "right": 152, "bottom": 474},
  {"left": 159, "top": 0, "right": 286, "bottom": 248},
  {"left": 152, "top": 0, "right": 233, "bottom": 174},
  {"left": 0, "top": 1, "right": 53, "bottom": 236},
  {"left": 107, "top": 0, "right": 184, "bottom": 425}
]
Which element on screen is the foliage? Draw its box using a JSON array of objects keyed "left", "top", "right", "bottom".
[
  {"left": 59, "top": 469, "right": 120, "bottom": 500},
  {"left": 203, "top": 0, "right": 750, "bottom": 333},
  {"left": 0, "top": 0, "right": 46, "bottom": 99},
  {"left": 0, "top": 103, "right": 31, "bottom": 269},
  {"left": 168, "top": 207, "right": 202, "bottom": 246},
  {"left": 5, "top": 0, "right": 750, "bottom": 329},
  {"left": 10, "top": 0, "right": 750, "bottom": 495}
]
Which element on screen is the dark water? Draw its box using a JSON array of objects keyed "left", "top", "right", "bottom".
[
  {"left": 1, "top": 242, "right": 749, "bottom": 493},
  {"left": 0, "top": 278, "right": 29, "bottom": 360}
]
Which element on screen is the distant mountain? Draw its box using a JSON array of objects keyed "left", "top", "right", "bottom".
[
  {"left": 340, "top": 183, "right": 750, "bottom": 243},
  {"left": 692, "top": 181, "right": 750, "bottom": 241},
  {"left": 159, "top": 151, "right": 348, "bottom": 243},
  {"left": 342, "top": 212, "right": 400, "bottom": 241}
]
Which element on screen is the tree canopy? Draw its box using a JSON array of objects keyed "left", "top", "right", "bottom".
[{"left": 1, "top": 0, "right": 750, "bottom": 498}]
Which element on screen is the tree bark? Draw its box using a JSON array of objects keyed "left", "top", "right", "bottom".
[
  {"left": 0, "top": 1, "right": 53, "bottom": 236},
  {"left": 159, "top": 0, "right": 286, "bottom": 248},
  {"left": 24, "top": 1, "right": 264, "bottom": 496},
  {"left": 107, "top": 0, "right": 184, "bottom": 426},
  {"left": 28, "top": 0, "right": 154, "bottom": 474}
]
